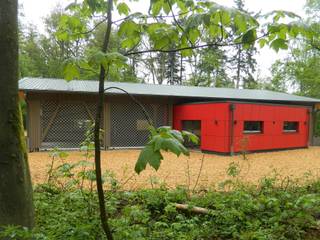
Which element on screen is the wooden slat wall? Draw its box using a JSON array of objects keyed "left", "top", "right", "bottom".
[
  {"left": 27, "top": 99, "right": 41, "bottom": 151},
  {"left": 104, "top": 101, "right": 111, "bottom": 149},
  {"left": 167, "top": 103, "right": 173, "bottom": 126},
  {"left": 26, "top": 92, "right": 175, "bottom": 151}
]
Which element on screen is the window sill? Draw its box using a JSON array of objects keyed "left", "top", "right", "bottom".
[
  {"left": 283, "top": 131, "right": 298, "bottom": 134},
  {"left": 243, "top": 131, "right": 262, "bottom": 134}
]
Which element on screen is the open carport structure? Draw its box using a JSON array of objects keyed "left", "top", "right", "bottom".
[{"left": 19, "top": 77, "right": 320, "bottom": 154}]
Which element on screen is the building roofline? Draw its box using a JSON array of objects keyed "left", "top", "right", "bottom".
[{"left": 19, "top": 77, "right": 320, "bottom": 104}]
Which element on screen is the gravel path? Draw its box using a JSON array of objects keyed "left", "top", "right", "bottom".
[{"left": 28, "top": 147, "right": 320, "bottom": 189}]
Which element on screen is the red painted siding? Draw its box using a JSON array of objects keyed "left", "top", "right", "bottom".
[{"left": 173, "top": 102, "right": 309, "bottom": 154}]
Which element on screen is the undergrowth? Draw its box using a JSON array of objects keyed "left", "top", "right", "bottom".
[
  {"left": 2, "top": 180, "right": 320, "bottom": 240},
  {"left": 2, "top": 137, "right": 320, "bottom": 239},
  {"left": 2, "top": 162, "right": 320, "bottom": 239}
]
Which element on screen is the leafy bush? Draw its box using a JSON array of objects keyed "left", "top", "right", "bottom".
[
  {"left": 2, "top": 135, "right": 320, "bottom": 239},
  {"left": 2, "top": 176, "right": 320, "bottom": 239}
]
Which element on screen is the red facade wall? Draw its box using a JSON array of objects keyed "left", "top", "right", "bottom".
[{"left": 173, "top": 102, "right": 310, "bottom": 154}]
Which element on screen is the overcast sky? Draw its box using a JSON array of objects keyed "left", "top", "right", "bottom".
[{"left": 19, "top": 0, "right": 307, "bottom": 78}]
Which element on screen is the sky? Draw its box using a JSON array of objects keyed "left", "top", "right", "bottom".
[{"left": 19, "top": 0, "right": 307, "bottom": 78}]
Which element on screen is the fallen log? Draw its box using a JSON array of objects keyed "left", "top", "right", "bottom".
[{"left": 175, "top": 203, "right": 209, "bottom": 214}]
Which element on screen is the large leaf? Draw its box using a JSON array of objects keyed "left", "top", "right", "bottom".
[
  {"left": 182, "top": 130, "right": 199, "bottom": 145},
  {"left": 270, "top": 38, "right": 288, "bottom": 52},
  {"left": 161, "top": 138, "right": 188, "bottom": 156},
  {"left": 135, "top": 144, "right": 163, "bottom": 174},
  {"left": 135, "top": 126, "right": 198, "bottom": 174},
  {"left": 63, "top": 62, "right": 80, "bottom": 81},
  {"left": 117, "top": 2, "right": 130, "bottom": 16},
  {"left": 151, "top": 0, "right": 163, "bottom": 16},
  {"left": 241, "top": 28, "right": 257, "bottom": 44},
  {"left": 118, "top": 20, "right": 140, "bottom": 37}
]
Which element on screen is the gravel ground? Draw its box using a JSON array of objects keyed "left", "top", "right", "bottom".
[{"left": 28, "top": 147, "right": 320, "bottom": 190}]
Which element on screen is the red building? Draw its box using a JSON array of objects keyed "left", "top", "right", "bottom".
[{"left": 174, "top": 102, "right": 310, "bottom": 154}]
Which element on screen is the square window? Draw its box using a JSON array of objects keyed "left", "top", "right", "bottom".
[
  {"left": 243, "top": 121, "right": 263, "bottom": 134},
  {"left": 283, "top": 121, "right": 299, "bottom": 132}
]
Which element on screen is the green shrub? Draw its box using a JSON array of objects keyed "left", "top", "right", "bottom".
[{"left": 2, "top": 179, "right": 320, "bottom": 240}]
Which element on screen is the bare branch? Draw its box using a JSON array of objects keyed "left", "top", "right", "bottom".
[{"left": 82, "top": 16, "right": 108, "bottom": 35}]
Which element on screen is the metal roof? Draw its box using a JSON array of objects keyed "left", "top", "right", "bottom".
[{"left": 19, "top": 77, "right": 320, "bottom": 104}]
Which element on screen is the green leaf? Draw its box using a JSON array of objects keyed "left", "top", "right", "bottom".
[
  {"left": 135, "top": 148, "right": 149, "bottom": 174},
  {"left": 258, "top": 38, "right": 268, "bottom": 48},
  {"left": 241, "top": 28, "right": 257, "bottom": 44},
  {"left": 153, "top": 135, "right": 164, "bottom": 151},
  {"left": 56, "top": 31, "right": 69, "bottom": 41},
  {"left": 220, "top": 11, "right": 231, "bottom": 26},
  {"left": 135, "top": 145, "right": 163, "bottom": 174},
  {"left": 118, "top": 20, "right": 140, "bottom": 36},
  {"left": 277, "top": 25, "right": 288, "bottom": 40},
  {"left": 234, "top": 13, "right": 247, "bottom": 33},
  {"left": 105, "top": 52, "right": 128, "bottom": 66},
  {"left": 157, "top": 126, "right": 172, "bottom": 133},
  {"left": 85, "top": 0, "right": 97, "bottom": 12},
  {"left": 88, "top": 51, "right": 127, "bottom": 69},
  {"left": 151, "top": 0, "right": 163, "bottom": 16},
  {"left": 177, "top": 0, "right": 187, "bottom": 12},
  {"left": 208, "top": 25, "right": 220, "bottom": 38},
  {"left": 148, "top": 151, "right": 163, "bottom": 171},
  {"left": 270, "top": 38, "right": 288, "bottom": 52},
  {"left": 135, "top": 126, "right": 193, "bottom": 174},
  {"left": 161, "top": 138, "right": 188, "bottom": 156},
  {"left": 121, "top": 38, "right": 136, "bottom": 49},
  {"left": 117, "top": 2, "right": 130, "bottom": 16},
  {"left": 170, "top": 130, "right": 184, "bottom": 143},
  {"left": 118, "top": 20, "right": 141, "bottom": 48},
  {"left": 188, "top": 28, "right": 200, "bottom": 44},
  {"left": 181, "top": 49, "right": 193, "bottom": 57},
  {"left": 162, "top": 2, "right": 171, "bottom": 15},
  {"left": 88, "top": 51, "right": 108, "bottom": 68},
  {"left": 182, "top": 130, "right": 199, "bottom": 144},
  {"left": 63, "top": 62, "right": 80, "bottom": 81},
  {"left": 211, "top": 12, "right": 220, "bottom": 25},
  {"left": 148, "top": 125, "right": 158, "bottom": 137}
]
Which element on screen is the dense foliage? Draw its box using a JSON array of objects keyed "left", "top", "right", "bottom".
[
  {"left": 19, "top": 0, "right": 317, "bottom": 89},
  {"left": 268, "top": 0, "right": 320, "bottom": 135},
  {"left": 2, "top": 169, "right": 320, "bottom": 239},
  {"left": 269, "top": 0, "right": 320, "bottom": 94}
]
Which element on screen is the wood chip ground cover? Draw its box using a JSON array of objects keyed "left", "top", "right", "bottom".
[{"left": 28, "top": 147, "right": 320, "bottom": 189}]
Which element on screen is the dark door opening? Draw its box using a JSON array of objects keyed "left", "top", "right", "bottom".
[{"left": 182, "top": 120, "right": 201, "bottom": 148}]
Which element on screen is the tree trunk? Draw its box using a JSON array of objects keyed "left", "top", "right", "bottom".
[
  {"left": 0, "top": 0, "right": 34, "bottom": 228},
  {"left": 94, "top": 0, "right": 114, "bottom": 239}
]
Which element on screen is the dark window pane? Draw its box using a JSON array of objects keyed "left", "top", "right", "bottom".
[
  {"left": 243, "top": 121, "right": 263, "bottom": 133},
  {"left": 182, "top": 120, "right": 201, "bottom": 147},
  {"left": 283, "top": 121, "right": 299, "bottom": 132}
]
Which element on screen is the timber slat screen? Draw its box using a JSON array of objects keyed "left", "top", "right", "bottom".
[
  {"left": 40, "top": 101, "right": 99, "bottom": 149},
  {"left": 110, "top": 102, "right": 168, "bottom": 147},
  {"left": 39, "top": 100, "right": 168, "bottom": 149}
]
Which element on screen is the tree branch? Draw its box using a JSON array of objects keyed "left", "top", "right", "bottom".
[
  {"left": 124, "top": 33, "right": 268, "bottom": 56},
  {"left": 104, "top": 86, "right": 153, "bottom": 126},
  {"left": 82, "top": 16, "right": 108, "bottom": 35}
]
